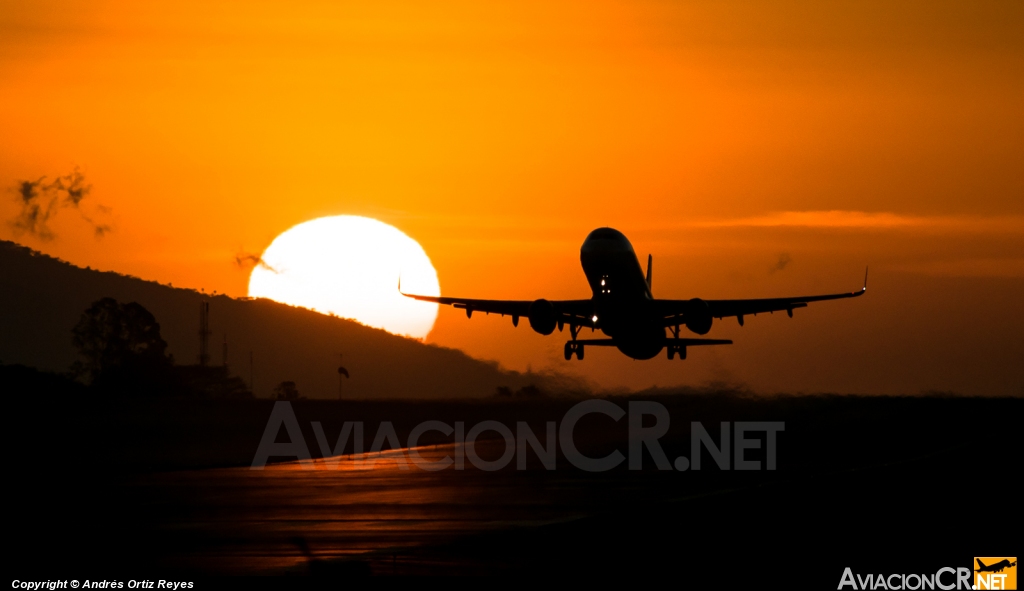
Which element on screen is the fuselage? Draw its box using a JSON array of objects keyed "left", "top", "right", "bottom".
[{"left": 580, "top": 227, "right": 666, "bottom": 359}]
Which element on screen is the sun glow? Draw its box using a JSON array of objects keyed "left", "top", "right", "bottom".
[{"left": 248, "top": 216, "right": 440, "bottom": 339}]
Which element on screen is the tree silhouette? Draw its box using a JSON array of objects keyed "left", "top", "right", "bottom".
[
  {"left": 273, "top": 381, "right": 300, "bottom": 400},
  {"left": 71, "top": 298, "right": 173, "bottom": 393}
]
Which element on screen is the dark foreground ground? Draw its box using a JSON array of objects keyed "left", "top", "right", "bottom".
[{"left": 5, "top": 384, "right": 1020, "bottom": 588}]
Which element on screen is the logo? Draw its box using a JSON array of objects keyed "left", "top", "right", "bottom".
[
  {"left": 974, "top": 557, "right": 1016, "bottom": 590},
  {"left": 837, "top": 559, "right": 1017, "bottom": 590}
]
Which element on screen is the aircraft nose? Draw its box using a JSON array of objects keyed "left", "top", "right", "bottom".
[
  {"left": 585, "top": 227, "right": 627, "bottom": 242},
  {"left": 581, "top": 227, "right": 632, "bottom": 255}
]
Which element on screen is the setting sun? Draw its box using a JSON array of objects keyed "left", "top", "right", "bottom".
[{"left": 248, "top": 215, "right": 440, "bottom": 339}]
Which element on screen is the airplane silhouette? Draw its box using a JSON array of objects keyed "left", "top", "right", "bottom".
[
  {"left": 401, "top": 227, "right": 866, "bottom": 360},
  {"left": 976, "top": 558, "right": 1017, "bottom": 573}
]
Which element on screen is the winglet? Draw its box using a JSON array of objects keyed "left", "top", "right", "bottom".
[
  {"left": 646, "top": 254, "right": 653, "bottom": 291},
  {"left": 863, "top": 266, "right": 869, "bottom": 292}
]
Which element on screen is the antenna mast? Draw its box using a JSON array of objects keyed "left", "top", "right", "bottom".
[{"left": 198, "top": 301, "right": 211, "bottom": 367}]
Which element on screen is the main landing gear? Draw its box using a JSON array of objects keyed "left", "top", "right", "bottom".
[
  {"left": 667, "top": 343, "right": 687, "bottom": 360},
  {"left": 667, "top": 324, "right": 687, "bottom": 360},
  {"left": 564, "top": 341, "right": 584, "bottom": 360}
]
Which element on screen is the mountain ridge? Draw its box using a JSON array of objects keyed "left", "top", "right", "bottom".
[{"left": 0, "top": 239, "right": 569, "bottom": 399}]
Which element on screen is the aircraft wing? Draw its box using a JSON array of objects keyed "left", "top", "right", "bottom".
[
  {"left": 401, "top": 293, "right": 534, "bottom": 317},
  {"left": 705, "top": 286, "right": 866, "bottom": 319},
  {"left": 400, "top": 283, "right": 594, "bottom": 326},
  {"left": 655, "top": 269, "right": 867, "bottom": 324}
]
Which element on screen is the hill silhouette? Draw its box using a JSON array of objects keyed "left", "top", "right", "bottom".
[{"left": 0, "top": 240, "right": 564, "bottom": 399}]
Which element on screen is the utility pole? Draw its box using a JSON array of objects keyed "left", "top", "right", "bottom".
[{"left": 198, "top": 301, "right": 211, "bottom": 366}]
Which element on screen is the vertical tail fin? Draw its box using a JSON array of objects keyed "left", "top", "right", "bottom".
[
  {"left": 646, "top": 254, "right": 653, "bottom": 292},
  {"left": 977, "top": 559, "right": 988, "bottom": 570}
]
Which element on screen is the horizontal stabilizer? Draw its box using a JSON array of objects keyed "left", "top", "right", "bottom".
[
  {"left": 671, "top": 338, "right": 733, "bottom": 346},
  {"left": 572, "top": 339, "right": 619, "bottom": 346},
  {"left": 570, "top": 338, "right": 732, "bottom": 347}
]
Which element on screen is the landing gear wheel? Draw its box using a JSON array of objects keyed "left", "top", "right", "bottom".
[
  {"left": 565, "top": 342, "right": 585, "bottom": 360},
  {"left": 667, "top": 344, "right": 687, "bottom": 360}
]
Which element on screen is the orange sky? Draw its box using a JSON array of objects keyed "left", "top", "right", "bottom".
[{"left": 2, "top": 0, "right": 1022, "bottom": 395}]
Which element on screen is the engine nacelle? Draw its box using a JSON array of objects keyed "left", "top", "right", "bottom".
[
  {"left": 685, "top": 298, "right": 713, "bottom": 335},
  {"left": 528, "top": 299, "right": 557, "bottom": 335}
]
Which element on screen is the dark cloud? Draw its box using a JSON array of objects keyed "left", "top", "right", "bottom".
[
  {"left": 769, "top": 252, "right": 792, "bottom": 273},
  {"left": 234, "top": 252, "right": 278, "bottom": 273},
  {"left": 81, "top": 214, "right": 112, "bottom": 238},
  {"left": 8, "top": 168, "right": 110, "bottom": 240},
  {"left": 54, "top": 168, "right": 91, "bottom": 206},
  {"left": 12, "top": 177, "right": 57, "bottom": 240}
]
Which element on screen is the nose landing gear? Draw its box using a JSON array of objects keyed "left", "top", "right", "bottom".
[{"left": 564, "top": 341, "right": 585, "bottom": 360}]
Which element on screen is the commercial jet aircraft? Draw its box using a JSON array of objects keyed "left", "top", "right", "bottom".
[
  {"left": 401, "top": 227, "right": 866, "bottom": 361},
  {"left": 975, "top": 558, "right": 1017, "bottom": 574}
]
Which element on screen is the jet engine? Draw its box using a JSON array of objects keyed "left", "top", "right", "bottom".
[
  {"left": 528, "top": 299, "right": 558, "bottom": 335},
  {"left": 685, "top": 298, "right": 713, "bottom": 335}
]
